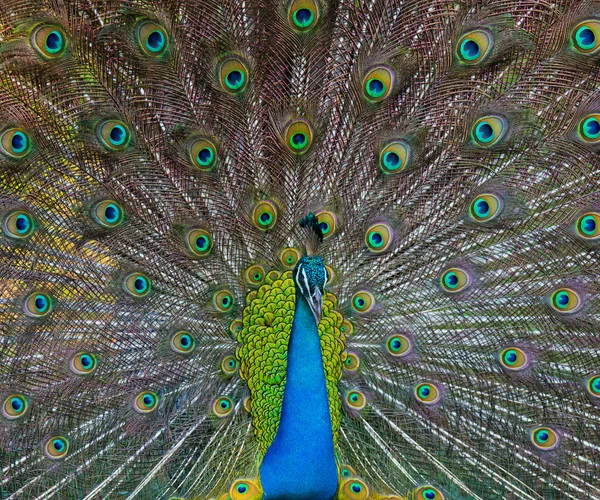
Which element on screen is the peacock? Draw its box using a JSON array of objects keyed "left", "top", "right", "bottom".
[{"left": 2, "top": 0, "right": 600, "bottom": 498}]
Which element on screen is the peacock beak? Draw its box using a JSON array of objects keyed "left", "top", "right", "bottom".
[{"left": 307, "top": 287, "right": 323, "bottom": 324}]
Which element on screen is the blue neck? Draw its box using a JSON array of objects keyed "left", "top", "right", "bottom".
[{"left": 259, "top": 292, "right": 338, "bottom": 500}]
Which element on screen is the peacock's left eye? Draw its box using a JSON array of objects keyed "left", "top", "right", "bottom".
[
  {"left": 137, "top": 21, "right": 168, "bottom": 57},
  {"left": 70, "top": 352, "right": 98, "bottom": 375},
  {"left": 288, "top": 0, "right": 319, "bottom": 31},
  {"left": 572, "top": 20, "right": 600, "bottom": 54},
  {"left": 252, "top": 200, "right": 278, "bottom": 230},
  {"left": 44, "top": 436, "right": 69, "bottom": 459},
  {"left": 386, "top": 334, "right": 412, "bottom": 357},
  {"left": 365, "top": 223, "right": 393, "bottom": 252},
  {"left": 31, "top": 25, "right": 67, "bottom": 58},
  {"left": 550, "top": 287, "right": 581, "bottom": 313},
  {"left": 379, "top": 140, "right": 410, "bottom": 174},
  {"left": 315, "top": 210, "right": 338, "bottom": 238},
  {"left": 1, "top": 128, "right": 31, "bottom": 158},
  {"left": 2, "top": 394, "right": 28, "bottom": 420},
  {"left": 440, "top": 268, "right": 471, "bottom": 293},
  {"left": 578, "top": 114, "right": 600, "bottom": 143},
  {"left": 340, "top": 478, "right": 369, "bottom": 499},
  {"left": 285, "top": 119, "right": 313, "bottom": 154},
  {"left": 24, "top": 292, "right": 52, "bottom": 318},
  {"left": 587, "top": 375, "right": 600, "bottom": 398},
  {"left": 245, "top": 264, "right": 265, "bottom": 286},
  {"left": 186, "top": 228, "right": 213, "bottom": 257},
  {"left": 500, "top": 347, "right": 528, "bottom": 371},
  {"left": 97, "top": 120, "right": 131, "bottom": 151},
  {"left": 213, "top": 396, "right": 233, "bottom": 417},
  {"left": 123, "top": 272, "right": 151, "bottom": 298},
  {"left": 472, "top": 115, "right": 507, "bottom": 147},
  {"left": 189, "top": 137, "right": 217, "bottom": 170},
  {"left": 363, "top": 66, "right": 394, "bottom": 102},
  {"left": 457, "top": 29, "right": 492, "bottom": 65},
  {"left": 92, "top": 200, "right": 124, "bottom": 228},
  {"left": 531, "top": 426, "right": 559, "bottom": 451},
  {"left": 414, "top": 382, "right": 441, "bottom": 404},
  {"left": 213, "top": 290, "right": 234, "bottom": 312},
  {"left": 170, "top": 331, "right": 196, "bottom": 354},
  {"left": 2, "top": 211, "right": 35, "bottom": 239},
  {"left": 343, "top": 352, "right": 360, "bottom": 372},
  {"left": 351, "top": 290, "right": 374, "bottom": 313},
  {"left": 229, "top": 478, "right": 261, "bottom": 499},
  {"left": 414, "top": 485, "right": 444, "bottom": 500},
  {"left": 469, "top": 193, "right": 503, "bottom": 222},
  {"left": 576, "top": 212, "right": 600, "bottom": 239},
  {"left": 134, "top": 391, "right": 158, "bottom": 413},
  {"left": 219, "top": 57, "right": 249, "bottom": 94}
]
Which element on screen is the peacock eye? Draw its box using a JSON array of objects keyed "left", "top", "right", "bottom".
[
  {"left": 92, "top": 200, "right": 125, "bottom": 228},
  {"left": 212, "top": 396, "right": 233, "bottom": 417},
  {"left": 363, "top": 66, "right": 394, "bottom": 102},
  {"left": 221, "top": 355, "right": 238, "bottom": 375},
  {"left": 315, "top": 210, "right": 338, "bottom": 238},
  {"left": 587, "top": 375, "right": 600, "bottom": 398},
  {"left": 23, "top": 292, "right": 52, "bottom": 318},
  {"left": 531, "top": 426, "right": 559, "bottom": 451},
  {"left": 572, "top": 20, "right": 600, "bottom": 54},
  {"left": 386, "top": 334, "right": 412, "bottom": 357},
  {"left": 170, "top": 331, "right": 196, "bottom": 354},
  {"left": 219, "top": 57, "right": 249, "bottom": 94},
  {"left": 469, "top": 194, "right": 503, "bottom": 222},
  {"left": 550, "top": 287, "right": 581, "bottom": 314},
  {"left": 414, "top": 486, "right": 444, "bottom": 500},
  {"left": 351, "top": 290, "right": 374, "bottom": 313},
  {"left": 339, "top": 464, "right": 356, "bottom": 478},
  {"left": 414, "top": 382, "right": 441, "bottom": 405},
  {"left": 186, "top": 228, "right": 213, "bottom": 257},
  {"left": 229, "top": 319, "right": 243, "bottom": 337},
  {"left": 285, "top": 119, "right": 313, "bottom": 154},
  {"left": 188, "top": 137, "right": 217, "bottom": 170},
  {"left": 0, "top": 128, "right": 31, "bottom": 158},
  {"left": 325, "top": 265, "right": 335, "bottom": 285},
  {"left": 440, "top": 268, "right": 471, "bottom": 293},
  {"left": 123, "top": 272, "right": 151, "bottom": 298},
  {"left": 578, "top": 114, "right": 600, "bottom": 143},
  {"left": 457, "top": 29, "right": 492, "bottom": 65},
  {"left": 288, "top": 0, "right": 319, "bottom": 31},
  {"left": 44, "top": 436, "right": 69, "bottom": 459},
  {"left": 472, "top": 115, "right": 507, "bottom": 147},
  {"left": 280, "top": 247, "right": 301, "bottom": 268},
  {"left": 340, "top": 478, "right": 369, "bottom": 499},
  {"left": 245, "top": 264, "right": 265, "bottom": 286},
  {"left": 2, "top": 211, "right": 35, "bottom": 239},
  {"left": 379, "top": 140, "right": 410, "bottom": 174},
  {"left": 343, "top": 352, "right": 360, "bottom": 372},
  {"left": 576, "top": 212, "right": 600, "bottom": 239},
  {"left": 213, "top": 290, "right": 234, "bottom": 312},
  {"left": 499, "top": 347, "right": 528, "bottom": 371},
  {"left": 229, "top": 478, "right": 261, "bottom": 499},
  {"left": 134, "top": 391, "right": 158, "bottom": 413},
  {"left": 340, "top": 318, "right": 354, "bottom": 336},
  {"left": 97, "top": 120, "right": 131, "bottom": 151},
  {"left": 2, "top": 394, "right": 28, "bottom": 420},
  {"left": 70, "top": 352, "right": 98, "bottom": 375},
  {"left": 365, "top": 223, "right": 393, "bottom": 252},
  {"left": 252, "top": 200, "right": 278, "bottom": 230},
  {"left": 137, "top": 21, "right": 168, "bottom": 56},
  {"left": 31, "top": 25, "right": 67, "bottom": 58}
]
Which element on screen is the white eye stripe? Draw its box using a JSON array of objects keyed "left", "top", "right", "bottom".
[{"left": 301, "top": 267, "right": 310, "bottom": 296}]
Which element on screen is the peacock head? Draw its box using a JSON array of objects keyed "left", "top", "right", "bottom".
[{"left": 293, "top": 255, "right": 327, "bottom": 323}]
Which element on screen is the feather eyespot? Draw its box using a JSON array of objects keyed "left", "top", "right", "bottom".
[
  {"left": 414, "top": 382, "right": 441, "bottom": 405},
  {"left": 499, "top": 347, "right": 528, "bottom": 371},
  {"left": 472, "top": 115, "right": 507, "bottom": 147},
  {"left": 170, "top": 331, "right": 196, "bottom": 354},
  {"left": 2, "top": 211, "right": 35, "bottom": 239},
  {"left": 2, "top": 394, "right": 28, "bottom": 420},
  {"left": 531, "top": 426, "right": 559, "bottom": 451},
  {"left": 97, "top": 120, "right": 131, "bottom": 151},
  {"left": 288, "top": 0, "right": 319, "bottom": 31},
  {"left": 587, "top": 375, "right": 600, "bottom": 398},
  {"left": 1, "top": 128, "right": 31, "bottom": 158},
  {"left": 70, "top": 352, "right": 97, "bottom": 375},
  {"left": 379, "top": 140, "right": 410, "bottom": 174},
  {"left": 229, "top": 479, "right": 261, "bottom": 499},
  {"left": 219, "top": 57, "right": 249, "bottom": 94},
  {"left": 572, "top": 21, "right": 600, "bottom": 54},
  {"left": 457, "top": 29, "right": 492, "bottom": 65},
  {"left": 123, "top": 272, "right": 151, "bottom": 298},
  {"left": 578, "top": 114, "right": 600, "bottom": 143},
  {"left": 137, "top": 21, "right": 168, "bottom": 57},
  {"left": 345, "top": 390, "right": 366, "bottom": 410},
  {"left": 414, "top": 486, "right": 444, "bottom": 500},
  {"left": 550, "top": 287, "right": 581, "bottom": 314},
  {"left": 315, "top": 210, "right": 338, "bottom": 238},
  {"left": 340, "top": 318, "right": 353, "bottom": 336},
  {"left": 363, "top": 66, "right": 394, "bottom": 102},
  {"left": 221, "top": 356, "right": 238, "bottom": 375},
  {"left": 440, "top": 268, "right": 471, "bottom": 293},
  {"left": 186, "top": 228, "right": 213, "bottom": 257},
  {"left": 31, "top": 25, "right": 67, "bottom": 58},
  {"left": 230, "top": 319, "right": 243, "bottom": 337},
  {"left": 189, "top": 138, "right": 217, "bottom": 170},
  {"left": 252, "top": 200, "right": 277, "bottom": 230},
  {"left": 280, "top": 247, "right": 301, "bottom": 268},
  {"left": 386, "top": 334, "right": 412, "bottom": 357},
  {"left": 44, "top": 436, "right": 69, "bottom": 459},
  {"left": 213, "top": 396, "right": 233, "bottom": 417},
  {"left": 24, "top": 292, "right": 52, "bottom": 318},
  {"left": 245, "top": 264, "right": 265, "bottom": 286},
  {"left": 351, "top": 290, "right": 374, "bottom": 313},
  {"left": 92, "top": 200, "right": 124, "bottom": 228},
  {"left": 343, "top": 352, "right": 360, "bottom": 372},
  {"left": 340, "top": 478, "right": 369, "bottom": 499},
  {"left": 285, "top": 119, "right": 313, "bottom": 154},
  {"left": 469, "top": 194, "right": 503, "bottom": 222},
  {"left": 213, "top": 290, "right": 234, "bottom": 312},
  {"left": 365, "top": 223, "right": 393, "bottom": 252},
  {"left": 134, "top": 391, "right": 158, "bottom": 414},
  {"left": 576, "top": 212, "right": 600, "bottom": 239}
]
